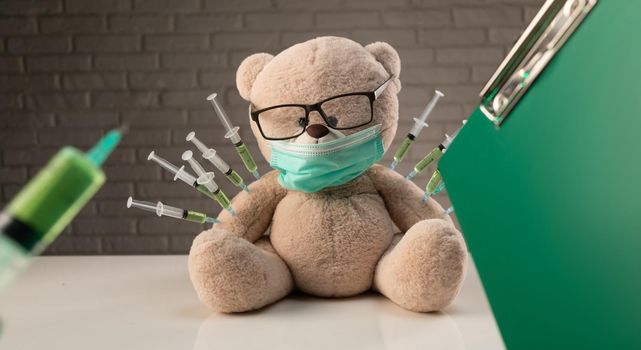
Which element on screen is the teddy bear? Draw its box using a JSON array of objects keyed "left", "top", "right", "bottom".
[{"left": 188, "top": 36, "right": 467, "bottom": 313}]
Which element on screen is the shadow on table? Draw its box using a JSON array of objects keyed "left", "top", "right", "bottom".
[{"left": 191, "top": 291, "right": 465, "bottom": 350}]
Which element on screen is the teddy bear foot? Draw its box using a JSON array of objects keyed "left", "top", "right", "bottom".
[
  {"left": 373, "top": 219, "right": 468, "bottom": 312},
  {"left": 188, "top": 229, "right": 294, "bottom": 313}
]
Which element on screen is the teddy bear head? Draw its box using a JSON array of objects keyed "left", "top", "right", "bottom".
[{"left": 235, "top": 36, "right": 402, "bottom": 160}]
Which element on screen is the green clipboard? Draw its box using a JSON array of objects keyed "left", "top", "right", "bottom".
[{"left": 439, "top": 0, "right": 641, "bottom": 349}]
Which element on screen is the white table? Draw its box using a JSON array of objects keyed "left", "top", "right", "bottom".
[{"left": 0, "top": 256, "right": 504, "bottom": 350}]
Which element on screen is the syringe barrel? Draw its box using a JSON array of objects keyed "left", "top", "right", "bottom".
[
  {"left": 442, "top": 121, "right": 466, "bottom": 149},
  {"left": 393, "top": 136, "right": 414, "bottom": 162},
  {"left": 197, "top": 172, "right": 220, "bottom": 193},
  {"left": 415, "top": 147, "right": 444, "bottom": 173},
  {"left": 3, "top": 147, "right": 105, "bottom": 254},
  {"left": 203, "top": 149, "right": 231, "bottom": 173},
  {"left": 426, "top": 169, "right": 443, "bottom": 193},
  {"left": 207, "top": 93, "right": 242, "bottom": 144},
  {"left": 226, "top": 169, "right": 244, "bottom": 187},
  {"left": 156, "top": 202, "right": 184, "bottom": 220},
  {"left": 148, "top": 151, "right": 180, "bottom": 175},
  {"left": 184, "top": 210, "right": 209, "bottom": 224}
]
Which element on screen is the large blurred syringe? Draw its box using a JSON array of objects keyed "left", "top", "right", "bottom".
[
  {"left": 207, "top": 93, "right": 260, "bottom": 180},
  {"left": 0, "top": 129, "right": 122, "bottom": 292},
  {"left": 390, "top": 90, "right": 444, "bottom": 170}
]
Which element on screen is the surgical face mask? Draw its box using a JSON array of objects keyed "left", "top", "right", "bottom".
[{"left": 268, "top": 124, "right": 384, "bottom": 193}]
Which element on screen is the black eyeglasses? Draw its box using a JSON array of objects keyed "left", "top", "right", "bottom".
[{"left": 250, "top": 76, "right": 394, "bottom": 140}]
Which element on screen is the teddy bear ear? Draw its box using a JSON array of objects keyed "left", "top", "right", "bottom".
[
  {"left": 365, "top": 42, "right": 401, "bottom": 79},
  {"left": 236, "top": 53, "right": 274, "bottom": 101}
]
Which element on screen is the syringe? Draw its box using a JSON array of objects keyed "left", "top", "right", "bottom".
[
  {"left": 126, "top": 197, "right": 218, "bottom": 225},
  {"left": 390, "top": 90, "right": 444, "bottom": 170},
  {"left": 186, "top": 131, "right": 249, "bottom": 192},
  {"left": 0, "top": 129, "right": 122, "bottom": 292},
  {"left": 207, "top": 93, "right": 260, "bottom": 180},
  {"left": 421, "top": 169, "right": 444, "bottom": 202},
  {"left": 406, "top": 120, "right": 466, "bottom": 180},
  {"left": 147, "top": 151, "right": 223, "bottom": 205},
  {"left": 181, "top": 151, "right": 235, "bottom": 215}
]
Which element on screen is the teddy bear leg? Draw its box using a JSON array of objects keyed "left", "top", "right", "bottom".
[
  {"left": 188, "top": 229, "right": 294, "bottom": 313},
  {"left": 373, "top": 219, "right": 468, "bottom": 312}
]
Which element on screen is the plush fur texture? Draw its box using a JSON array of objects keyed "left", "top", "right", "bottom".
[{"left": 189, "top": 36, "right": 467, "bottom": 313}]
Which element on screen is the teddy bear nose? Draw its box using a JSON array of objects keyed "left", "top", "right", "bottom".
[{"left": 306, "top": 124, "right": 330, "bottom": 139}]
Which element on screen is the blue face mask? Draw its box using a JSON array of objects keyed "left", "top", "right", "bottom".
[{"left": 268, "top": 124, "right": 384, "bottom": 193}]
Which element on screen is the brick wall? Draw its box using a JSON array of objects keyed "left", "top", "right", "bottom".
[{"left": 0, "top": 0, "right": 545, "bottom": 254}]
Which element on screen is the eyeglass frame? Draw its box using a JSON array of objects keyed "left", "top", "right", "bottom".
[{"left": 249, "top": 75, "right": 395, "bottom": 141}]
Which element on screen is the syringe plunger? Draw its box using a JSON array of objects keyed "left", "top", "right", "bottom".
[
  {"left": 182, "top": 150, "right": 207, "bottom": 177},
  {"left": 147, "top": 151, "right": 180, "bottom": 175},
  {"left": 127, "top": 196, "right": 156, "bottom": 214},
  {"left": 207, "top": 93, "right": 241, "bottom": 144},
  {"left": 173, "top": 165, "right": 197, "bottom": 186},
  {"left": 197, "top": 172, "right": 219, "bottom": 193},
  {"left": 186, "top": 131, "right": 209, "bottom": 154},
  {"left": 409, "top": 90, "right": 444, "bottom": 137}
]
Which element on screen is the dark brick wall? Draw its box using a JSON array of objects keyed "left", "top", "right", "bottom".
[{"left": 0, "top": 0, "right": 545, "bottom": 254}]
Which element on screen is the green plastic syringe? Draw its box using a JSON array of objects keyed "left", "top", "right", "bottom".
[
  {"left": 186, "top": 131, "right": 249, "bottom": 192},
  {"left": 207, "top": 93, "right": 260, "bottom": 180},
  {"left": 390, "top": 90, "right": 444, "bottom": 170},
  {"left": 406, "top": 120, "right": 466, "bottom": 180},
  {"left": 127, "top": 197, "right": 218, "bottom": 225},
  {"left": 182, "top": 151, "right": 235, "bottom": 215},
  {"left": 0, "top": 129, "right": 122, "bottom": 291}
]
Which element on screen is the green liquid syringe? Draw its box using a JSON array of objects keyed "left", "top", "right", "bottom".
[
  {"left": 147, "top": 151, "right": 225, "bottom": 207},
  {"left": 127, "top": 197, "right": 218, "bottom": 225},
  {"left": 0, "top": 129, "right": 122, "bottom": 291},
  {"left": 421, "top": 169, "right": 445, "bottom": 202},
  {"left": 406, "top": 146, "right": 444, "bottom": 181},
  {"left": 406, "top": 120, "right": 466, "bottom": 180},
  {"left": 182, "top": 151, "right": 235, "bottom": 215},
  {"left": 207, "top": 93, "right": 260, "bottom": 180},
  {"left": 186, "top": 131, "right": 249, "bottom": 192},
  {"left": 390, "top": 90, "right": 444, "bottom": 170}
]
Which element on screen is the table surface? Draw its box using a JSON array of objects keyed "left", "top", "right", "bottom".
[{"left": 0, "top": 256, "right": 504, "bottom": 350}]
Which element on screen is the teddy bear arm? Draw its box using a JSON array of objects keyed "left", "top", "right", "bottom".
[
  {"left": 214, "top": 170, "right": 287, "bottom": 243},
  {"left": 367, "top": 164, "right": 451, "bottom": 232}
]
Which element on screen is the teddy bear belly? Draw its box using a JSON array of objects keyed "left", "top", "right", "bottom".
[{"left": 270, "top": 192, "right": 395, "bottom": 297}]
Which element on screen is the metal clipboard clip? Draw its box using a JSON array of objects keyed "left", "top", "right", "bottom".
[{"left": 480, "top": 0, "right": 598, "bottom": 126}]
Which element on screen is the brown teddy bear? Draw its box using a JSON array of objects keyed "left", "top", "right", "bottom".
[{"left": 188, "top": 36, "right": 467, "bottom": 313}]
